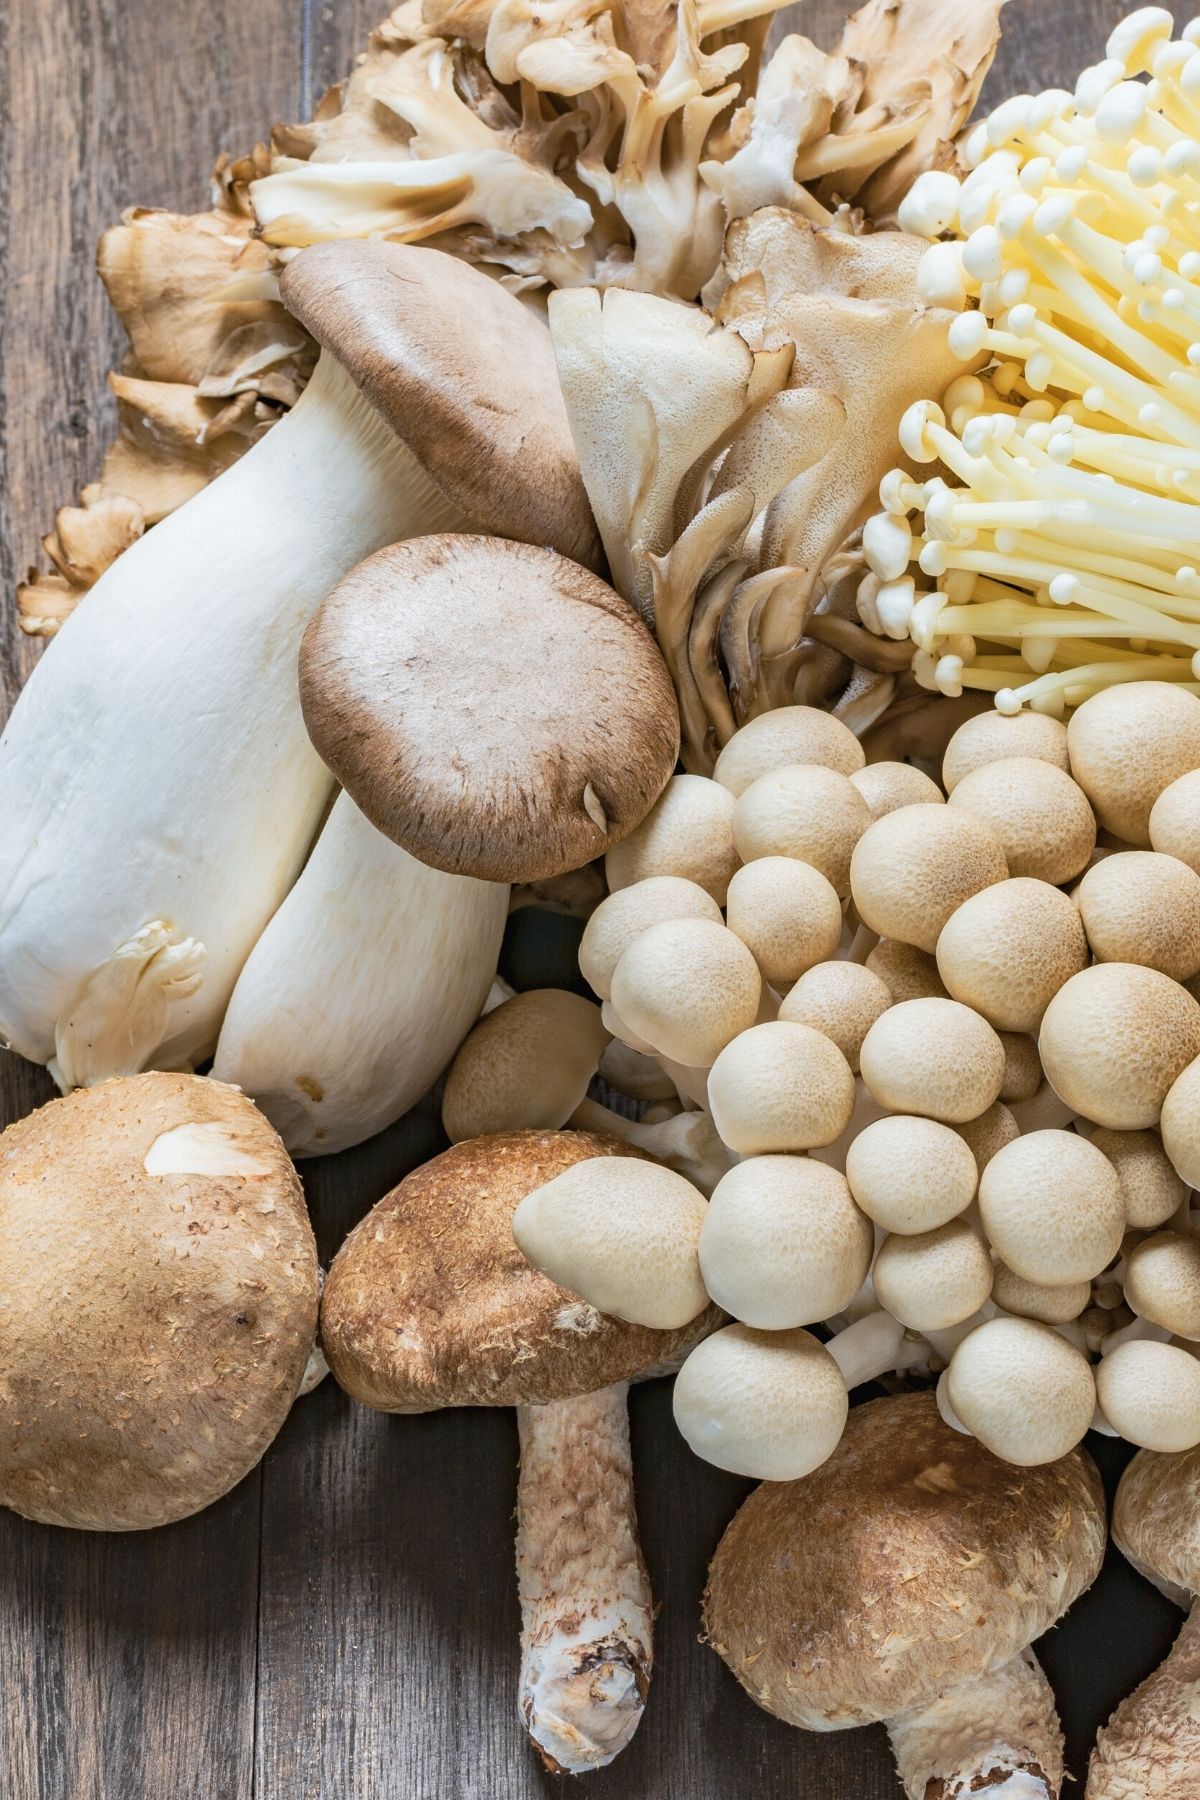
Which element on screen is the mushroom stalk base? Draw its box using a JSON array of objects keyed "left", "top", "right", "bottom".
[
  {"left": 889, "top": 1650, "right": 1063, "bottom": 1800},
  {"left": 1087, "top": 1599, "right": 1200, "bottom": 1800},
  {"left": 515, "top": 1383, "right": 652, "bottom": 1773}
]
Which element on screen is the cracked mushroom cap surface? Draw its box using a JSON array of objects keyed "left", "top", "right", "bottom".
[
  {"left": 702, "top": 1390, "right": 1104, "bottom": 1731},
  {"left": 320, "top": 1130, "right": 721, "bottom": 1410},
  {"left": 300, "top": 535, "right": 680, "bottom": 882},
  {"left": 0, "top": 1072, "right": 318, "bottom": 1531},
  {"left": 280, "top": 240, "right": 601, "bottom": 571}
]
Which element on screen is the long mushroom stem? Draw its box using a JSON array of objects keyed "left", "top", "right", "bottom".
[
  {"left": 515, "top": 1383, "right": 653, "bottom": 1774},
  {"left": 1088, "top": 1601, "right": 1200, "bottom": 1800},
  {"left": 889, "top": 1648, "right": 1064, "bottom": 1800}
]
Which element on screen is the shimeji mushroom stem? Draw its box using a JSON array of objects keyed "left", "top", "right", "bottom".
[
  {"left": 515, "top": 1383, "right": 652, "bottom": 1775},
  {"left": 1088, "top": 1601, "right": 1200, "bottom": 1799},
  {"left": 889, "top": 1648, "right": 1063, "bottom": 1800}
]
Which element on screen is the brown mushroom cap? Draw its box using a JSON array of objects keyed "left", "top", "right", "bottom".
[
  {"left": 0, "top": 1073, "right": 317, "bottom": 1531},
  {"left": 702, "top": 1390, "right": 1104, "bottom": 1731},
  {"left": 280, "top": 241, "right": 600, "bottom": 569},
  {"left": 320, "top": 1130, "right": 720, "bottom": 1411},
  {"left": 1113, "top": 1438, "right": 1200, "bottom": 1601},
  {"left": 300, "top": 536, "right": 680, "bottom": 882}
]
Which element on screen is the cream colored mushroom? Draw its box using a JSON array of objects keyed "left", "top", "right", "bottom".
[
  {"left": 947, "top": 1318, "right": 1097, "bottom": 1466},
  {"left": 991, "top": 1265, "right": 1092, "bottom": 1327},
  {"left": 850, "top": 761, "right": 944, "bottom": 820},
  {"left": 697, "top": 1156, "right": 872, "bottom": 1330},
  {"left": 1090, "top": 1128, "right": 1188, "bottom": 1231},
  {"left": 1162, "top": 1053, "right": 1200, "bottom": 1191},
  {"left": 954, "top": 1101, "right": 1020, "bottom": 1173},
  {"left": 1076, "top": 852, "right": 1200, "bottom": 983},
  {"left": 724, "top": 858, "right": 843, "bottom": 989},
  {"left": 859, "top": 998, "right": 1005, "bottom": 1125},
  {"left": 1096, "top": 1340, "right": 1200, "bottom": 1453},
  {"left": 935, "top": 877, "right": 1088, "bottom": 1034},
  {"left": 671, "top": 1324, "right": 849, "bottom": 1481},
  {"left": 732, "top": 765, "right": 870, "bottom": 897},
  {"left": 579, "top": 876, "right": 722, "bottom": 1001},
  {"left": 713, "top": 706, "right": 865, "bottom": 797},
  {"left": 865, "top": 939, "right": 949, "bottom": 1003},
  {"left": 609, "top": 917, "right": 761, "bottom": 1069},
  {"left": 1067, "top": 681, "right": 1200, "bottom": 847},
  {"left": 512, "top": 1156, "right": 709, "bottom": 1331},
  {"left": 605, "top": 774, "right": 739, "bottom": 906},
  {"left": 778, "top": 961, "right": 892, "bottom": 1073},
  {"left": 1149, "top": 767, "right": 1200, "bottom": 877},
  {"left": 948, "top": 757, "right": 1096, "bottom": 886},
  {"left": 978, "top": 1130, "right": 1125, "bottom": 1286},
  {"left": 943, "top": 710, "right": 1071, "bottom": 795},
  {"left": 872, "top": 1223, "right": 993, "bottom": 1333},
  {"left": 845, "top": 1115, "right": 978, "bottom": 1234},
  {"left": 998, "top": 1033, "right": 1042, "bottom": 1104},
  {"left": 1039, "top": 964, "right": 1200, "bottom": 1131},
  {"left": 442, "top": 990, "right": 610, "bottom": 1141},
  {"left": 850, "top": 804, "right": 1008, "bottom": 954},
  {"left": 707, "top": 1022, "right": 855, "bottom": 1156},
  {"left": 1125, "top": 1233, "right": 1200, "bottom": 1341}
]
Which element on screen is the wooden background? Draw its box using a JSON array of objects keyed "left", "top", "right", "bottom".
[{"left": 0, "top": 0, "right": 1182, "bottom": 1795}]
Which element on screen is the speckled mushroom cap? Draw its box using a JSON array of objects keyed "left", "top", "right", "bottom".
[
  {"left": 1112, "top": 1440, "right": 1200, "bottom": 1604},
  {"left": 702, "top": 1391, "right": 1105, "bottom": 1732},
  {"left": 300, "top": 536, "right": 680, "bottom": 882},
  {"left": 0, "top": 1073, "right": 317, "bottom": 1531},
  {"left": 320, "top": 1130, "right": 721, "bottom": 1411},
  {"left": 280, "top": 241, "right": 600, "bottom": 570}
]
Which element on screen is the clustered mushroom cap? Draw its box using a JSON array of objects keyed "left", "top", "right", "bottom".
[
  {"left": 998, "top": 1032, "right": 1042, "bottom": 1104},
  {"left": 1113, "top": 1433, "right": 1200, "bottom": 1599},
  {"left": 859, "top": 996, "right": 1005, "bottom": 1125},
  {"left": 442, "top": 989, "right": 609, "bottom": 1142},
  {"left": 732, "top": 764, "right": 870, "bottom": 898},
  {"left": 948, "top": 757, "right": 1096, "bottom": 886},
  {"left": 779, "top": 960, "right": 892, "bottom": 1073},
  {"left": 1124, "top": 1233, "right": 1200, "bottom": 1341},
  {"left": 991, "top": 1265, "right": 1092, "bottom": 1327},
  {"left": 935, "top": 877, "right": 1088, "bottom": 1034},
  {"left": 849, "top": 760, "right": 944, "bottom": 820},
  {"left": 702, "top": 1391, "right": 1105, "bottom": 1728},
  {"left": 609, "top": 917, "right": 761, "bottom": 1069},
  {"left": 872, "top": 1222, "right": 993, "bottom": 1332},
  {"left": 1161, "top": 1054, "right": 1200, "bottom": 1188},
  {"left": 1039, "top": 963, "right": 1200, "bottom": 1131},
  {"left": 865, "top": 938, "right": 950, "bottom": 1003},
  {"left": 0, "top": 1072, "right": 317, "bottom": 1530},
  {"left": 1076, "top": 852, "right": 1200, "bottom": 984},
  {"left": 1090, "top": 1127, "right": 1187, "bottom": 1231},
  {"left": 672, "top": 1323, "right": 848, "bottom": 1483},
  {"left": 1097, "top": 1341, "right": 1200, "bottom": 1454},
  {"left": 321, "top": 1131, "right": 720, "bottom": 1411},
  {"left": 845, "top": 1114, "right": 978, "bottom": 1234},
  {"left": 707, "top": 1021, "right": 855, "bottom": 1155},
  {"left": 712, "top": 705, "right": 865, "bottom": 797},
  {"left": 724, "top": 857, "right": 843, "bottom": 990},
  {"left": 850, "top": 803, "right": 1008, "bottom": 953},
  {"left": 1150, "top": 768, "right": 1200, "bottom": 878},
  {"left": 978, "top": 1130, "right": 1125, "bottom": 1286},
  {"left": 698, "top": 1156, "right": 872, "bottom": 1330},
  {"left": 606, "top": 773, "right": 739, "bottom": 906},
  {"left": 947, "top": 1317, "right": 1096, "bottom": 1467},
  {"left": 1067, "top": 683, "right": 1200, "bottom": 847},
  {"left": 942, "top": 711, "right": 1071, "bottom": 796},
  {"left": 578, "top": 875, "right": 722, "bottom": 1002},
  {"left": 953, "top": 1101, "right": 1020, "bottom": 1172}
]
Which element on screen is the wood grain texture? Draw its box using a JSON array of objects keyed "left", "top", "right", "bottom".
[{"left": 0, "top": 0, "right": 1181, "bottom": 1797}]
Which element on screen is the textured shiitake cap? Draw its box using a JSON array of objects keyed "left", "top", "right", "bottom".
[
  {"left": 280, "top": 241, "right": 600, "bottom": 569},
  {"left": 321, "top": 1131, "right": 721, "bottom": 1411},
  {"left": 0, "top": 1073, "right": 317, "bottom": 1531},
  {"left": 702, "top": 1390, "right": 1104, "bottom": 1731},
  {"left": 301, "top": 536, "right": 680, "bottom": 882},
  {"left": 1113, "top": 1435, "right": 1200, "bottom": 1602}
]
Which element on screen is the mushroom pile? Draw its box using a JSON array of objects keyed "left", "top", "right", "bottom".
[{"left": 505, "top": 680, "right": 1200, "bottom": 1480}]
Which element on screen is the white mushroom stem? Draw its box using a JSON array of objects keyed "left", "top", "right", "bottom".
[
  {"left": 1089, "top": 1601, "right": 1200, "bottom": 1800},
  {"left": 569, "top": 1097, "right": 735, "bottom": 1195},
  {"left": 825, "top": 1311, "right": 931, "bottom": 1390},
  {"left": 515, "top": 1384, "right": 652, "bottom": 1775},
  {"left": 889, "top": 1648, "right": 1064, "bottom": 1800}
]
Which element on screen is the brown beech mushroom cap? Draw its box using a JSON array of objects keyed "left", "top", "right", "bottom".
[
  {"left": 321, "top": 1131, "right": 720, "bottom": 1411},
  {"left": 0, "top": 1073, "right": 317, "bottom": 1530},
  {"left": 609, "top": 917, "right": 761, "bottom": 1070},
  {"left": 846, "top": 1113, "right": 978, "bottom": 1234},
  {"left": 1039, "top": 964, "right": 1200, "bottom": 1130},
  {"left": 998, "top": 1032, "right": 1043, "bottom": 1104},
  {"left": 731, "top": 764, "right": 871, "bottom": 897},
  {"left": 991, "top": 1265, "right": 1092, "bottom": 1326},
  {"left": 1090, "top": 1127, "right": 1187, "bottom": 1231},
  {"left": 954, "top": 1100, "right": 1020, "bottom": 1172},
  {"left": 948, "top": 757, "right": 1096, "bottom": 885},
  {"left": 865, "top": 938, "right": 950, "bottom": 1003},
  {"left": 979, "top": 1130, "right": 1125, "bottom": 1286},
  {"left": 1125, "top": 1232, "right": 1200, "bottom": 1340},
  {"left": 850, "top": 760, "right": 944, "bottom": 819},
  {"left": 724, "top": 857, "right": 843, "bottom": 989},
  {"left": 578, "top": 876, "right": 722, "bottom": 1001},
  {"left": 1076, "top": 852, "right": 1200, "bottom": 983},
  {"left": 712, "top": 705, "right": 865, "bottom": 796},
  {"left": 1066, "top": 681, "right": 1200, "bottom": 846},
  {"left": 301, "top": 536, "right": 679, "bottom": 882},
  {"left": 605, "top": 774, "right": 740, "bottom": 906},
  {"left": 936, "top": 878, "right": 1089, "bottom": 1034},
  {"left": 778, "top": 960, "right": 892, "bottom": 1072},
  {"left": 1097, "top": 1341, "right": 1200, "bottom": 1454},
  {"left": 281, "top": 241, "right": 600, "bottom": 569},
  {"left": 850, "top": 804, "right": 1008, "bottom": 953},
  {"left": 872, "top": 1221, "right": 994, "bottom": 1332},
  {"left": 442, "top": 990, "right": 610, "bottom": 1142},
  {"left": 947, "top": 1318, "right": 1097, "bottom": 1466},
  {"left": 1162, "top": 1053, "right": 1200, "bottom": 1188},
  {"left": 859, "top": 997, "right": 1005, "bottom": 1124},
  {"left": 673, "top": 1324, "right": 849, "bottom": 1482},
  {"left": 1150, "top": 766, "right": 1200, "bottom": 876},
  {"left": 707, "top": 1021, "right": 855, "bottom": 1155},
  {"left": 943, "top": 709, "right": 1071, "bottom": 794},
  {"left": 704, "top": 1392, "right": 1104, "bottom": 1796}
]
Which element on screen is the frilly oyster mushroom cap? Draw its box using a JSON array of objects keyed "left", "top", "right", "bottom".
[
  {"left": 280, "top": 240, "right": 601, "bottom": 570},
  {"left": 0, "top": 1073, "right": 318, "bottom": 1531},
  {"left": 320, "top": 1130, "right": 722, "bottom": 1411},
  {"left": 703, "top": 1390, "right": 1104, "bottom": 1732},
  {"left": 300, "top": 535, "right": 680, "bottom": 882}
]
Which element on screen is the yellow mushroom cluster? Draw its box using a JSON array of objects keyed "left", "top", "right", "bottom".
[{"left": 512, "top": 684, "right": 1200, "bottom": 1481}]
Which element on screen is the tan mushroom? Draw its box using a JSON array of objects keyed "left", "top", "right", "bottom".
[
  {"left": 1067, "top": 681, "right": 1200, "bottom": 846},
  {"left": 704, "top": 1392, "right": 1104, "bottom": 1799},
  {"left": 0, "top": 1073, "right": 317, "bottom": 1530},
  {"left": 846, "top": 1114, "right": 978, "bottom": 1234},
  {"left": 442, "top": 990, "right": 610, "bottom": 1142},
  {"left": 609, "top": 917, "right": 761, "bottom": 1070},
  {"left": 1039, "top": 964, "right": 1200, "bottom": 1130},
  {"left": 998, "top": 1032, "right": 1043, "bottom": 1104},
  {"left": 979, "top": 1130, "right": 1125, "bottom": 1286},
  {"left": 954, "top": 1100, "right": 1020, "bottom": 1172},
  {"left": 850, "top": 760, "right": 944, "bottom": 820},
  {"left": 706, "top": 1021, "right": 855, "bottom": 1155},
  {"left": 943, "top": 709, "right": 1071, "bottom": 795},
  {"left": 672, "top": 1323, "right": 849, "bottom": 1482},
  {"left": 1149, "top": 766, "right": 1200, "bottom": 876},
  {"left": 872, "top": 1222, "right": 994, "bottom": 1332},
  {"left": 1125, "top": 1233, "right": 1200, "bottom": 1340},
  {"left": 991, "top": 1265, "right": 1093, "bottom": 1327},
  {"left": 1097, "top": 1341, "right": 1200, "bottom": 1455},
  {"left": 1076, "top": 852, "right": 1200, "bottom": 983},
  {"left": 1090, "top": 1127, "right": 1188, "bottom": 1231},
  {"left": 948, "top": 757, "right": 1096, "bottom": 886},
  {"left": 579, "top": 877, "right": 722, "bottom": 1002},
  {"left": 850, "top": 803, "right": 1008, "bottom": 953},
  {"left": 936, "top": 877, "right": 1089, "bottom": 1033},
  {"left": 865, "top": 938, "right": 950, "bottom": 1003},
  {"left": 859, "top": 997, "right": 1005, "bottom": 1124},
  {"left": 712, "top": 705, "right": 865, "bottom": 795},
  {"left": 731, "top": 763, "right": 871, "bottom": 897},
  {"left": 1162, "top": 1053, "right": 1200, "bottom": 1188},
  {"left": 605, "top": 774, "right": 740, "bottom": 906},
  {"left": 778, "top": 959, "right": 892, "bottom": 1072},
  {"left": 724, "top": 857, "right": 843, "bottom": 989},
  {"left": 947, "top": 1318, "right": 1097, "bottom": 1466}
]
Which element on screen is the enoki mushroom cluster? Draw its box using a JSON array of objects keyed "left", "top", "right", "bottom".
[{"left": 511, "top": 684, "right": 1200, "bottom": 1481}]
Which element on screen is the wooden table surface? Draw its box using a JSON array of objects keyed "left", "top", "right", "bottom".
[{"left": 0, "top": 0, "right": 1183, "bottom": 1794}]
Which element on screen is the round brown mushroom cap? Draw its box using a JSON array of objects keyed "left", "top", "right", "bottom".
[
  {"left": 850, "top": 804, "right": 1008, "bottom": 954},
  {"left": 320, "top": 1130, "right": 721, "bottom": 1411},
  {"left": 1090, "top": 1127, "right": 1187, "bottom": 1231},
  {"left": 948, "top": 757, "right": 1096, "bottom": 885},
  {"left": 702, "top": 1390, "right": 1104, "bottom": 1731},
  {"left": 935, "top": 877, "right": 1088, "bottom": 1034},
  {"left": 943, "top": 710, "right": 1070, "bottom": 794},
  {"left": 300, "top": 536, "right": 680, "bottom": 883},
  {"left": 280, "top": 241, "right": 600, "bottom": 570},
  {"left": 1039, "top": 963, "right": 1200, "bottom": 1131},
  {"left": 1066, "top": 681, "right": 1200, "bottom": 846},
  {"left": 865, "top": 939, "right": 949, "bottom": 1004},
  {"left": 1076, "top": 851, "right": 1200, "bottom": 983},
  {"left": 0, "top": 1073, "right": 317, "bottom": 1531},
  {"left": 1113, "top": 1438, "right": 1200, "bottom": 1600}
]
